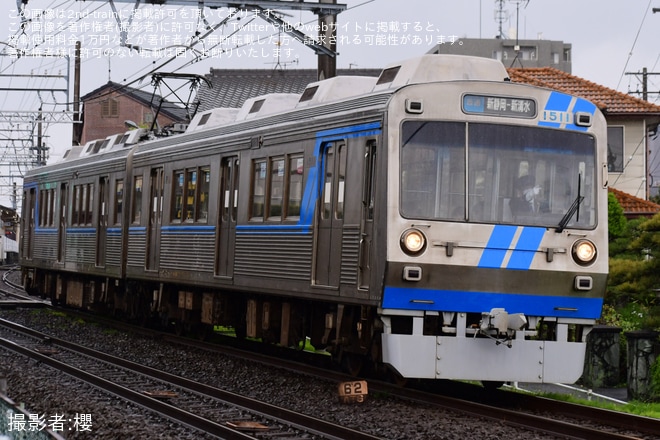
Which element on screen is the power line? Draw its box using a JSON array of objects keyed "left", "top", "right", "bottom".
[{"left": 616, "top": 0, "right": 653, "bottom": 91}]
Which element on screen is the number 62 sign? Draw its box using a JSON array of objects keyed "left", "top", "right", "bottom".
[{"left": 338, "top": 380, "right": 368, "bottom": 404}]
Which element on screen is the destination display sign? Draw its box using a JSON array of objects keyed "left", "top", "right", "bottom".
[{"left": 462, "top": 94, "right": 536, "bottom": 118}]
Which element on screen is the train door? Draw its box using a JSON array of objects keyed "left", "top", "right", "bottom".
[
  {"left": 57, "top": 183, "right": 67, "bottom": 263},
  {"left": 314, "top": 142, "right": 346, "bottom": 288},
  {"left": 216, "top": 156, "right": 238, "bottom": 278},
  {"left": 146, "top": 167, "right": 163, "bottom": 271},
  {"left": 96, "top": 177, "right": 108, "bottom": 267},
  {"left": 25, "top": 188, "right": 36, "bottom": 260},
  {"left": 358, "top": 141, "right": 377, "bottom": 291}
]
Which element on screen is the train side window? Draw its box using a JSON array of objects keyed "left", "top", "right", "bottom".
[
  {"left": 363, "top": 142, "right": 377, "bottom": 221},
  {"left": 185, "top": 168, "right": 197, "bottom": 221},
  {"left": 114, "top": 179, "right": 123, "bottom": 225},
  {"left": 86, "top": 184, "right": 94, "bottom": 225},
  {"left": 72, "top": 186, "right": 81, "bottom": 226},
  {"left": 172, "top": 167, "right": 210, "bottom": 223},
  {"left": 198, "top": 167, "right": 210, "bottom": 222},
  {"left": 336, "top": 144, "right": 346, "bottom": 220},
  {"left": 321, "top": 146, "right": 334, "bottom": 220},
  {"left": 268, "top": 157, "right": 285, "bottom": 219},
  {"left": 38, "top": 190, "right": 45, "bottom": 227},
  {"left": 40, "top": 190, "right": 46, "bottom": 227},
  {"left": 132, "top": 175, "right": 143, "bottom": 224},
  {"left": 48, "top": 189, "right": 55, "bottom": 226},
  {"left": 287, "top": 155, "right": 304, "bottom": 219},
  {"left": 172, "top": 170, "right": 184, "bottom": 221},
  {"left": 251, "top": 159, "right": 266, "bottom": 220}
]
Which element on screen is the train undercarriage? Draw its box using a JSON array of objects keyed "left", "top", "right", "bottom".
[{"left": 22, "top": 267, "right": 383, "bottom": 377}]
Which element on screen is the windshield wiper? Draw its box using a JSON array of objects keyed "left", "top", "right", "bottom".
[{"left": 556, "top": 175, "right": 584, "bottom": 233}]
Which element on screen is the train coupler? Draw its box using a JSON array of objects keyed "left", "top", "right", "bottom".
[{"left": 478, "top": 308, "right": 527, "bottom": 347}]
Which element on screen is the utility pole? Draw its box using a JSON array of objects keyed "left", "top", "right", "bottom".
[
  {"left": 72, "top": 41, "right": 82, "bottom": 145},
  {"left": 317, "top": 0, "right": 337, "bottom": 80},
  {"left": 625, "top": 68, "right": 660, "bottom": 101}
]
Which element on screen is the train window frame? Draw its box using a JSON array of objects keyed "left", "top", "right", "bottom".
[
  {"left": 250, "top": 153, "right": 305, "bottom": 222},
  {"left": 197, "top": 167, "right": 210, "bottom": 223},
  {"left": 172, "top": 170, "right": 185, "bottom": 222},
  {"left": 268, "top": 156, "right": 285, "bottom": 220},
  {"left": 72, "top": 185, "right": 80, "bottom": 225},
  {"left": 400, "top": 121, "right": 597, "bottom": 229},
  {"left": 86, "top": 184, "right": 94, "bottom": 226},
  {"left": 286, "top": 155, "right": 304, "bottom": 220},
  {"left": 250, "top": 159, "right": 267, "bottom": 220},
  {"left": 220, "top": 158, "right": 239, "bottom": 223},
  {"left": 185, "top": 168, "right": 198, "bottom": 221},
  {"left": 336, "top": 144, "right": 346, "bottom": 220},
  {"left": 132, "top": 175, "right": 143, "bottom": 225},
  {"left": 114, "top": 179, "right": 124, "bottom": 225},
  {"left": 70, "top": 183, "right": 95, "bottom": 226},
  {"left": 171, "top": 166, "right": 211, "bottom": 224},
  {"left": 38, "top": 187, "right": 56, "bottom": 227}
]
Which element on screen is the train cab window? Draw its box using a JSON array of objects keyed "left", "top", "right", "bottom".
[
  {"left": 251, "top": 160, "right": 267, "bottom": 219},
  {"left": 400, "top": 121, "right": 466, "bottom": 220},
  {"left": 114, "top": 179, "right": 124, "bottom": 225},
  {"left": 468, "top": 123, "right": 596, "bottom": 228},
  {"left": 401, "top": 121, "right": 596, "bottom": 229},
  {"left": 132, "top": 176, "right": 143, "bottom": 224},
  {"left": 287, "top": 156, "right": 304, "bottom": 219}
]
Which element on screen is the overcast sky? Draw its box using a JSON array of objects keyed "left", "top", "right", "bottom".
[
  {"left": 3, "top": 1, "right": 659, "bottom": 96},
  {"left": 0, "top": 0, "right": 659, "bottom": 205}
]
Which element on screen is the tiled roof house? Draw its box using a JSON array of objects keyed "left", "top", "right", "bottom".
[
  {"left": 507, "top": 67, "right": 660, "bottom": 201},
  {"left": 609, "top": 187, "right": 660, "bottom": 219}
]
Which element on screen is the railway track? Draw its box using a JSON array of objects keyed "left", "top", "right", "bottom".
[
  {"left": 1, "top": 265, "right": 658, "bottom": 440},
  {"left": 0, "top": 317, "right": 380, "bottom": 440},
  {"left": 0, "top": 265, "right": 48, "bottom": 306}
]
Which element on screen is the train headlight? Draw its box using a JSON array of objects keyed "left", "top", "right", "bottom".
[
  {"left": 572, "top": 239, "right": 597, "bottom": 265},
  {"left": 400, "top": 229, "right": 426, "bottom": 255}
]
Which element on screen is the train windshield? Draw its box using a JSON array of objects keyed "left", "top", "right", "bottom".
[{"left": 400, "top": 121, "right": 597, "bottom": 229}]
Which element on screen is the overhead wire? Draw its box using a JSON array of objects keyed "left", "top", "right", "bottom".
[{"left": 616, "top": 0, "right": 653, "bottom": 91}]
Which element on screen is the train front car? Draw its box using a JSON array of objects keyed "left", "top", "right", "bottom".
[{"left": 379, "top": 56, "right": 608, "bottom": 384}]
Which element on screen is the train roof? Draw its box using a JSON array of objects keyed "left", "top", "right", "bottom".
[{"left": 54, "top": 54, "right": 511, "bottom": 165}]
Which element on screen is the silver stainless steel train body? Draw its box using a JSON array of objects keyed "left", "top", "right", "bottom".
[{"left": 20, "top": 55, "right": 608, "bottom": 384}]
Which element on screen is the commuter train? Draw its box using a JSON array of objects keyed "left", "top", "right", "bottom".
[{"left": 20, "top": 55, "right": 608, "bottom": 385}]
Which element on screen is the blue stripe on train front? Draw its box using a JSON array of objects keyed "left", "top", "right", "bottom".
[
  {"left": 538, "top": 91, "right": 597, "bottom": 132},
  {"left": 382, "top": 286, "right": 603, "bottom": 319},
  {"left": 478, "top": 225, "right": 545, "bottom": 270}
]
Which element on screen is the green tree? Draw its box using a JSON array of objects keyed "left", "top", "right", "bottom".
[
  {"left": 608, "top": 192, "right": 627, "bottom": 240},
  {"left": 606, "top": 212, "right": 660, "bottom": 329}
]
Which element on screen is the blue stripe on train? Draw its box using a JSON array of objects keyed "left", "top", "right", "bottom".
[
  {"left": 539, "top": 91, "right": 597, "bottom": 132},
  {"left": 478, "top": 226, "right": 545, "bottom": 270},
  {"left": 300, "top": 121, "right": 382, "bottom": 228},
  {"left": 382, "top": 286, "right": 603, "bottom": 319}
]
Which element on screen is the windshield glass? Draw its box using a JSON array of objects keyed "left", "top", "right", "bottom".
[{"left": 400, "top": 121, "right": 596, "bottom": 229}]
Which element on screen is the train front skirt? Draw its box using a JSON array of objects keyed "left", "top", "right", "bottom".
[{"left": 380, "top": 309, "right": 589, "bottom": 383}]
